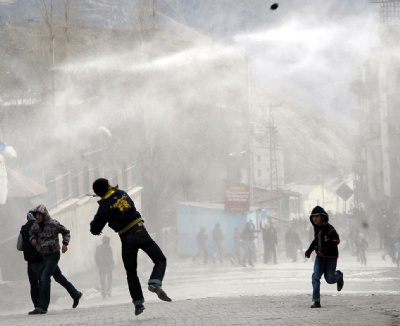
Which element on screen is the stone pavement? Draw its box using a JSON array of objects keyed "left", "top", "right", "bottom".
[
  {"left": 2, "top": 248, "right": 400, "bottom": 325},
  {"left": 1, "top": 293, "right": 399, "bottom": 326}
]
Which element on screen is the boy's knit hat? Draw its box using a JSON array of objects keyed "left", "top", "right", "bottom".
[{"left": 310, "top": 206, "right": 328, "bottom": 217}]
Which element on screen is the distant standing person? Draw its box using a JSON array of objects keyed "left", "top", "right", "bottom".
[
  {"left": 355, "top": 231, "right": 368, "bottom": 266},
  {"left": 240, "top": 222, "right": 254, "bottom": 267},
  {"left": 261, "top": 222, "right": 278, "bottom": 264},
  {"left": 90, "top": 178, "right": 171, "bottom": 317},
  {"left": 95, "top": 235, "right": 115, "bottom": 298},
  {"left": 192, "top": 227, "right": 208, "bottom": 263},
  {"left": 232, "top": 227, "right": 241, "bottom": 264},
  {"left": 290, "top": 228, "right": 305, "bottom": 263},
  {"left": 28, "top": 204, "right": 83, "bottom": 315},
  {"left": 268, "top": 221, "right": 278, "bottom": 264},
  {"left": 284, "top": 228, "right": 291, "bottom": 258},
  {"left": 305, "top": 206, "right": 344, "bottom": 308},
  {"left": 248, "top": 220, "right": 257, "bottom": 262},
  {"left": 17, "top": 211, "right": 44, "bottom": 311},
  {"left": 212, "top": 223, "right": 225, "bottom": 264}
]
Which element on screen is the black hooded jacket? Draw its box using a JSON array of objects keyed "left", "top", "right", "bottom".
[
  {"left": 20, "top": 220, "right": 43, "bottom": 263},
  {"left": 306, "top": 206, "right": 340, "bottom": 259}
]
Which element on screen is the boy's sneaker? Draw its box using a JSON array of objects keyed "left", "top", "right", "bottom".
[
  {"left": 28, "top": 307, "right": 47, "bottom": 315},
  {"left": 337, "top": 271, "right": 344, "bottom": 291},
  {"left": 310, "top": 302, "right": 321, "bottom": 308},
  {"left": 73, "top": 292, "right": 83, "bottom": 308},
  {"left": 135, "top": 304, "right": 145, "bottom": 316},
  {"left": 148, "top": 284, "right": 172, "bottom": 302}
]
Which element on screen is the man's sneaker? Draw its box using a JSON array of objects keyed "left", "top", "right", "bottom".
[
  {"left": 337, "top": 271, "right": 344, "bottom": 292},
  {"left": 28, "top": 307, "right": 47, "bottom": 315},
  {"left": 148, "top": 284, "right": 172, "bottom": 302},
  {"left": 72, "top": 292, "right": 83, "bottom": 308},
  {"left": 135, "top": 304, "right": 145, "bottom": 316},
  {"left": 310, "top": 302, "right": 321, "bottom": 308}
]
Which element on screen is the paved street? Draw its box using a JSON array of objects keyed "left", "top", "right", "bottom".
[
  {"left": 1, "top": 249, "right": 399, "bottom": 325},
  {"left": 1, "top": 293, "right": 399, "bottom": 326}
]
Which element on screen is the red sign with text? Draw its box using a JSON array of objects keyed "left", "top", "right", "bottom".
[{"left": 224, "top": 185, "right": 250, "bottom": 212}]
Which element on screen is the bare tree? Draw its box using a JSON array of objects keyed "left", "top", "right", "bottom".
[
  {"left": 35, "top": 0, "right": 56, "bottom": 106},
  {"left": 134, "top": 0, "right": 157, "bottom": 45},
  {"left": 62, "top": 0, "right": 71, "bottom": 44}
]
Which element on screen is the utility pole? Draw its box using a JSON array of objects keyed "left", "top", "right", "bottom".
[
  {"left": 260, "top": 103, "right": 281, "bottom": 190},
  {"left": 245, "top": 54, "right": 254, "bottom": 207},
  {"left": 259, "top": 103, "right": 281, "bottom": 218},
  {"left": 268, "top": 105, "right": 278, "bottom": 191}
]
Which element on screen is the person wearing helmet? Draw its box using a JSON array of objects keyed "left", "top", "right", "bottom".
[{"left": 305, "top": 206, "right": 344, "bottom": 308}]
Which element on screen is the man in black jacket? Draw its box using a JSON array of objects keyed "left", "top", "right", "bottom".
[
  {"left": 90, "top": 178, "right": 171, "bottom": 316},
  {"left": 305, "top": 206, "right": 344, "bottom": 308},
  {"left": 95, "top": 235, "right": 114, "bottom": 298},
  {"left": 28, "top": 205, "right": 82, "bottom": 315},
  {"left": 17, "top": 211, "right": 43, "bottom": 311},
  {"left": 261, "top": 222, "right": 278, "bottom": 264}
]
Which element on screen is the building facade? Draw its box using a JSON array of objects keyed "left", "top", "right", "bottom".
[{"left": 351, "top": 27, "right": 400, "bottom": 218}]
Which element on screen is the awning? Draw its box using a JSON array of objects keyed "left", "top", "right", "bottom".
[
  {"left": 253, "top": 189, "right": 302, "bottom": 204},
  {"left": 6, "top": 167, "right": 47, "bottom": 198}
]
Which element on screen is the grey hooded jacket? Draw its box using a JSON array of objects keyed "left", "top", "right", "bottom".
[{"left": 29, "top": 204, "right": 71, "bottom": 256}]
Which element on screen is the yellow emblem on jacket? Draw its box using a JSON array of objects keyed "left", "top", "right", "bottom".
[{"left": 110, "top": 194, "right": 131, "bottom": 212}]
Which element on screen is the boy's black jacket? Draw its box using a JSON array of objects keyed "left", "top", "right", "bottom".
[
  {"left": 20, "top": 220, "right": 43, "bottom": 263},
  {"left": 306, "top": 207, "right": 340, "bottom": 258}
]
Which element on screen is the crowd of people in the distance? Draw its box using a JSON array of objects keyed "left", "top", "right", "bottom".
[{"left": 191, "top": 208, "right": 400, "bottom": 268}]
